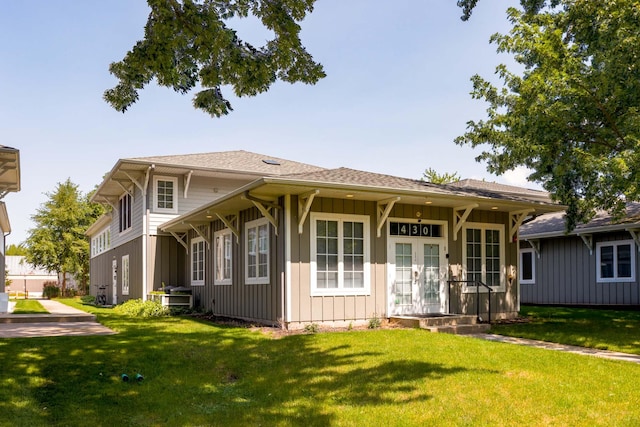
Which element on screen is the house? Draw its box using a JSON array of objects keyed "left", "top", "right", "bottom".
[
  {"left": 519, "top": 204, "right": 640, "bottom": 307},
  {"left": 0, "top": 145, "right": 20, "bottom": 294},
  {"left": 86, "top": 151, "right": 325, "bottom": 305},
  {"left": 88, "top": 151, "right": 561, "bottom": 327},
  {"left": 5, "top": 256, "right": 58, "bottom": 298}
]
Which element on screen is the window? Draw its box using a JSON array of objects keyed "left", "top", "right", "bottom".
[
  {"left": 214, "top": 229, "right": 232, "bottom": 285},
  {"left": 596, "top": 240, "right": 635, "bottom": 283},
  {"left": 191, "top": 237, "right": 205, "bottom": 286},
  {"left": 122, "top": 255, "right": 130, "bottom": 295},
  {"left": 154, "top": 176, "right": 178, "bottom": 214},
  {"left": 519, "top": 248, "right": 535, "bottom": 284},
  {"left": 91, "top": 227, "right": 111, "bottom": 257},
  {"left": 245, "top": 218, "right": 270, "bottom": 284},
  {"left": 311, "top": 213, "right": 370, "bottom": 295},
  {"left": 462, "top": 223, "right": 505, "bottom": 290},
  {"left": 119, "top": 193, "right": 132, "bottom": 233}
]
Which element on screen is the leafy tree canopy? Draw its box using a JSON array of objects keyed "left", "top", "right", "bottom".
[
  {"left": 25, "top": 179, "right": 105, "bottom": 293},
  {"left": 422, "top": 168, "right": 460, "bottom": 184},
  {"left": 455, "top": 0, "right": 640, "bottom": 230},
  {"left": 104, "top": 0, "right": 326, "bottom": 117},
  {"left": 6, "top": 243, "right": 27, "bottom": 256}
]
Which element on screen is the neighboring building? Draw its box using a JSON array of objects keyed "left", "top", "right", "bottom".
[
  {"left": 519, "top": 204, "right": 640, "bottom": 307},
  {"left": 0, "top": 145, "right": 20, "bottom": 293},
  {"left": 5, "top": 256, "right": 58, "bottom": 298}
]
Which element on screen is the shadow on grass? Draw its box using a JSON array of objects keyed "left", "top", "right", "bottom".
[{"left": 0, "top": 311, "right": 470, "bottom": 426}]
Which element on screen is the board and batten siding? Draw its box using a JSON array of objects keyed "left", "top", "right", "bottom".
[
  {"left": 189, "top": 205, "right": 284, "bottom": 325},
  {"left": 148, "top": 235, "right": 187, "bottom": 292},
  {"left": 520, "top": 232, "right": 640, "bottom": 306},
  {"left": 89, "top": 236, "right": 143, "bottom": 303}
]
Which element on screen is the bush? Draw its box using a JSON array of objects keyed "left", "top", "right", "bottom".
[
  {"left": 43, "top": 285, "right": 60, "bottom": 299},
  {"left": 368, "top": 314, "right": 382, "bottom": 329},
  {"left": 114, "top": 299, "right": 169, "bottom": 318},
  {"left": 80, "top": 295, "right": 96, "bottom": 305}
]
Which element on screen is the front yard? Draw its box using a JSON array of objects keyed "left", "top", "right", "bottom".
[{"left": 1, "top": 300, "right": 639, "bottom": 426}]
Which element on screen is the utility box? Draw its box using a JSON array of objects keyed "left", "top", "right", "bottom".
[{"left": 0, "top": 293, "right": 8, "bottom": 313}]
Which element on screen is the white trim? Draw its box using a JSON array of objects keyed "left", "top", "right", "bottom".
[
  {"left": 596, "top": 240, "right": 636, "bottom": 283},
  {"left": 214, "top": 229, "right": 232, "bottom": 285},
  {"left": 285, "top": 194, "right": 292, "bottom": 323},
  {"left": 461, "top": 222, "right": 506, "bottom": 292},
  {"left": 153, "top": 176, "right": 178, "bottom": 214},
  {"left": 90, "top": 226, "right": 111, "bottom": 258},
  {"left": 190, "top": 236, "right": 206, "bottom": 286},
  {"left": 121, "top": 254, "right": 130, "bottom": 295},
  {"left": 245, "top": 218, "right": 270, "bottom": 285},
  {"left": 519, "top": 248, "right": 535, "bottom": 285},
  {"left": 310, "top": 212, "right": 371, "bottom": 296}
]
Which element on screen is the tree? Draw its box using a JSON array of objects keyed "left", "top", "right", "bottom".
[
  {"left": 6, "top": 243, "right": 27, "bottom": 256},
  {"left": 455, "top": 0, "right": 640, "bottom": 230},
  {"left": 25, "top": 179, "right": 105, "bottom": 295},
  {"left": 104, "top": 0, "right": 325, "bottom": 117},
  {"left": 421, "top": 168, "right": 460, "bottom": 184}
]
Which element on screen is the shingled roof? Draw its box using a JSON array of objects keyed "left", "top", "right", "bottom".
[
  {"left": 127, "top": 150, "right": 325, "bottom": 176},
  {"left": 520, "top": 202, "right": 640, "bottom": 238}
]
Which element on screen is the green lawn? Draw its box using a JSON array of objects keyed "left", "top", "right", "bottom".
[
  {"left": 1, "top": 299, "right": 639, "bottom": 426},
  {"left": 11, "top": 300, "right": 48, "bottom": 314},
  {"left": 490, "top": 305, "right": 640, "bottom": 355}
]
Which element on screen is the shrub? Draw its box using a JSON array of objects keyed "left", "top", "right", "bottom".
[
  {"left": 114, "top": 299, "right": 169, "bottom": 318},
  {"left": 43, "top": 285, "right": 60, "bottom": 299},
  {"left": 304, "top": 323, "right": 319, "bottom": 334},
  {"left": 368, "top": 314, "right": 382, "bottom": 329},
  {"left": 80, "top": 295, "right": 96, "bottom": 305}
]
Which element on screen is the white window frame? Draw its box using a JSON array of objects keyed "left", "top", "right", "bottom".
[
  {"left": 119, "top": 193, "right": 132, "bottom": 234},
  {"left": 519, "top": 247, "right": 535, "bottom": 285},
  {"left": 461, "top": 222, "right": 506, "bottom": 292},
  {"left": 310, "top": 212, "right": 371, "bottom": 296},
  {"left": 245, "top": 218, "right": 270, "bottom": 285},
  {"left": 153, "top": 176, "right": 178, "bottom": 214},
  {"left": 214, "top": 228, "right": 233, "bottom": 285},
  {"left": 596, "top": 240, "right": 636, "bottom": 283},
  {"left": 91, "top": 227, "right": 111, "bottom": 258},
  {"left": 191, "top": 237, "right": 206, "bottom": 286},
  {"left": 121, "top": 254, "right": 130, "bottom": 296}
]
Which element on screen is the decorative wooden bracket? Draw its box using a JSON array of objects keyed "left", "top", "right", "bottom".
[
  {"left": 122, "top": 171, "right": 144, "bottom": 193},
  {"left": 298, "top": 190, "right": 319, "bottom": 234},
  {"left": 578, "top": 233, "right": 593, "bottom": 255},
  {"left": 99, "top": 196, "right": 118, "bottom": 210},
  {"left": 189, "top": 224, "right": 210, "bottom": 249},
  {"left": 526, "top": 239, "right": 541, "bottom": 259},
  {"left": 626, "top": 229, "right": 640, "bottom": 251},
  {"left": 216, "top": 213, "right": 239, "bottom": 242},
  {"left": 113, "top": 179, "right": 134, "bottom": 198},
  {"left": 453, "top": 203, "right": 479, "bottom": 241},
  {"left": 169, "top": 232, "right": 189, "bottom": 254},
  {"left": 184, "top": 170, "right": 193, "bottom": 198},
  {"left": 244, "top": 191, "right": 279, "bottom": 235},
  {"left": 377, "top": 197, "right": 400, "bottom": 238},
  {"left": 509, "top": 209, "right": 534, "bottom": 243}
]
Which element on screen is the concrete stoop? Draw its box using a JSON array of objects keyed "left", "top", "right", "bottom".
[{"left": 390, "top": 314, "right": 491, "bottom": 335}]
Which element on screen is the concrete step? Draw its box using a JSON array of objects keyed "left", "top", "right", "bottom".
[
  {"left": 0, "top": 314, "right": 96, "bottom": 324},
  {"left": 426, "top": 323, "right": 491, "bottom": 335},
  {"left": 390, "top": 314, "right": 479, "bottom": 329}
]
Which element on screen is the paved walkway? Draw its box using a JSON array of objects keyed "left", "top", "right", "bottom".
[
  {"left": 472, "top": 333, "right": 640, "bottom": 364},
  {"left": 0, "top": 299, "right": 116, "bottom": 338}
]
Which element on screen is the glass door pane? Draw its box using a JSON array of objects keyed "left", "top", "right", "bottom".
[
  {"left": 423, "top": 244, "right": 440, "bottom": 304},
  {"left": 395, "top": 243, "right": 412, "bottom": 305}
]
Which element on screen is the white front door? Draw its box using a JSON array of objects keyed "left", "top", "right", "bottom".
[
  {"left": 112, "top": 259, "right": 118, "bottom": 305},
  {"left": 389, "top": 237, "right": 447, "bottom": 315}
]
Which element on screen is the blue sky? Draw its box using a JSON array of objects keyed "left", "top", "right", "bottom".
[{"left": 0, "top": 0, "right": 529, "bottom": 245}]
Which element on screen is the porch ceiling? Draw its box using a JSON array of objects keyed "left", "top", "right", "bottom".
[{"left": 0, "top": 146, "right": 20, "bottom": 197}]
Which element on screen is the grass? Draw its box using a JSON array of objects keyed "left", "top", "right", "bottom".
[
  {"left": 1, "top": 300, "right": 639, "bottom": 426},
  {"left": 11, "top": 300, "right": 48, "bottom": 315},
  {"left": 490, "top": 305, "right": 640, "bottom": 355}
]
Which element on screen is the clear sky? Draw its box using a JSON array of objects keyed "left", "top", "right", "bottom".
[{"left": 0, "top": 0, "right": 531, "bottom": 245}]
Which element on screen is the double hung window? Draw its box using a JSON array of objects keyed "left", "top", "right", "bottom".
[
  {"left": 245, "top": 219, "right": 269, "bottom": 284},
  {"left": 596, "top": 240, "right": 635, "bottom": 283},
  {"left": 191, "top": 237, "right": 205, "bottom": 286},
  {"left": 154, "top": 176, "right": 178, "bottom": 214},
  {"left": 214, "top": 229, "right": 233, "bottom": 285},
  {"left": 462, "top": 223, "right": 504, "bottom": 290},
  {"left": 119, "top": 193, "right": 132, "bottom": 233}
]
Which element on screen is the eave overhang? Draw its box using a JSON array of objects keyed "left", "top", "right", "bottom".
[{"left": 0, "top": 146, "right": 20, "bottom": 198}]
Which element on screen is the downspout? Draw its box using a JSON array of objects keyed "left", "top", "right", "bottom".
[
  {"left": 141, "top": 165, "right": 153, "bottom": 300},
  {"left": 284, "top": 194, "right": 291, "bottom": 327}
]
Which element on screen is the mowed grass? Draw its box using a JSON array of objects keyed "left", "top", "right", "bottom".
[
  {"left": 0, "top": 300, "right": 639, "bottom": 426},
  {"left": 490, "top": 305, "right": 640, "bottom": 355},
  {"left": 11, "top": 300, "right": 48, "bottom": 314}
]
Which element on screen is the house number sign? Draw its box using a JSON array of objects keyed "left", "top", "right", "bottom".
[{"left": 389, "top": 222, "right": 442, "bottom": 237}]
